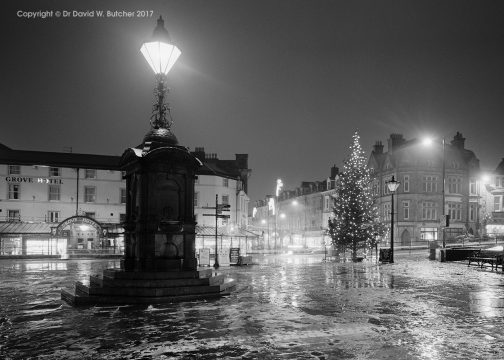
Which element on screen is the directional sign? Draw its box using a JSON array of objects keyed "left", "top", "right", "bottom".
[{"left": 217, "top": 214, "right": 230, "bottom": 219}]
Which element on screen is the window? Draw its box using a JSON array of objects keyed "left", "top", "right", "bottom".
[
  {"left": 119, "top": 213, "right": 126, "bottom": 223},
  {"left": 447, "top": 176, "right": 462, "bottom": 194},
  {"left": 403, "top": 201, "right": 410, "bottom": 220},
  {"left": 403, "top": 175, "right": 410, "bottom": 193},
  {"left": 422, "top": 176, "right": 438, "bottom": 193},
  {"left": 495, "top": 195, "right": 504, "bottom": 212},
  {"left": 48, "top": 211, "right": 60, "bottom": 223},
  {"left": 85, "top": 212, "right": 95, "bottom": 219},
  {"left": 383, "top": 180, "right": 390, "bottom": 195},
  {"left": 7, "top": 210, "right": 20, "bottom": 222},
  {"left": 469, "top": 178, "right": 477, "bottom": 195},
  {"left": 121, "top": 171, "right": 126, "bottom": 179},
  {"left": 469, "top": 204, "right": 476, "bottom": 222},
  {"left": 422, "top": 201, "right": 437, "bottom": 220},
  {"left": 84, "top": 169, "right": 96, "bottom": 179},
  {"left": 49, "top": 167, "right": 61, "bottom": 177},
  {"left": 223, "top": 178, "right": 229, "bottom": 187},
  {"left": 496, "top": 176, "right": 504, "bottom": 188},
  {"left": 451, "top": 161, "right": 460, "bottom": 169},
  {"left": 324, "top": 196, "right": 330, "bottom": 211},
  {"left": 120, "top": 188, "right": 127, "bottom": 204},
  {"left": 8, "top": 184, "right": 20, "bottom": 200},
  {"left": 48, "top": 185, "right": 61, "bottom": 201},
  {"left": 222, "top": 195, "right": 229, "bottom": 205},
  {"left": 448, "top": 203, "right": 462, "bottom": 221},
  {"left": 194, "top": 192, "right": 199, "bottom": 207},
  {"left": 84, "top": 186, "right": 96, "bottom": 202},
  {"left": 8, "top": 165, "right": 20, "bottom": 175}
]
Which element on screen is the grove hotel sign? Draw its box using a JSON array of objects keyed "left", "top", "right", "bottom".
[
  {"left": 54, "top": 216, "right": 104, "bottom": 237},
  {"left": 5, "top": 176, "right": 63, "bottom": 184}
]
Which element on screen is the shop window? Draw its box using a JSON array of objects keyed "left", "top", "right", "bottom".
[
  {"left": 48, "top": 185, "right": 61, "bottom": 201},
  {"left": 49, "top": 167, "right": 61, "bottom": 177},
  {"left": 84, "top": 169, "right": 96, "bottom": 179},
  {"left": 84, "top": 186, "right": 96, "bottom": 202},
  {"left": 8, "top": 183, "right": 20, "bottom": 200},
  {"left": 8, "top": 165, "right": 20, "bottom": 175}
]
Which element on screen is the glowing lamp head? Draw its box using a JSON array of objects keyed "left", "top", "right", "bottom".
[
  {"left": 386, "top": 176, "right": 400, "bottom": 193},
  {"left": 422, "top": 137, "right": 433, "bottom": 147},
  {"left": 481, "top": 174, "right": 491, "bottom": 184},
  {"left": 140, "top": 16, "right": 181, "bottom": 75}
]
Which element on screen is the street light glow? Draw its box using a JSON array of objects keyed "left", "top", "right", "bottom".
[
  {"left": 422, "top": 137, "right": 433, "bottom": 146},
  {"left": 140, "top": 16, "right": 181, "bottom": 75}
]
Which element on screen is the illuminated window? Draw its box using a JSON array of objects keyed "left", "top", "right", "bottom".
[
  {"left": 48, "top": 185, "right": 61, "bottom": 201},
  {"left": 49, "top": 167, "right": 61, "bottom": 177},
  {"left": 84, "top": 169, "right": 96, "bottom": 179},
  {"left": 8, "top": 165, "right": 20, "bottom": 175},
  {"left": 84, "top": 186, "right": 96, "bottom": 203},
  {"left": 8, "top": 183, "right": 20, "bottom": 200}
]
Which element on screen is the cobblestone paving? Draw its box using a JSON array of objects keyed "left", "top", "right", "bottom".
[{"left": 1, "top": 252, "right": 504, "bottom": 359}]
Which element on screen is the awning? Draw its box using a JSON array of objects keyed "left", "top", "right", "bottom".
[{"left": 0, "top": 222, "right": 52, "bottom": 234}]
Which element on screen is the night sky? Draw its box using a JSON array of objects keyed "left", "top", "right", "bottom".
[{"left": 1, "top": 0, "right": 503, "bottom": 202}]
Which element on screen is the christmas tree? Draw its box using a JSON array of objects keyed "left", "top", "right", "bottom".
[{"left": 328, "top": 131, "right": 384, "bottom": 260}]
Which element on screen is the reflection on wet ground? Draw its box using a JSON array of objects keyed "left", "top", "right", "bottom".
[{"left": 1, "top": 252, "right": 504, "bottom": 359}]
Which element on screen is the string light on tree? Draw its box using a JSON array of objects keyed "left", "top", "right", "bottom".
[{"left": 328, "top": 131, "right": 385, "bottom": 261}]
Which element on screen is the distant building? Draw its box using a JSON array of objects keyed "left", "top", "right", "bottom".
[
  {"left": 250, "top": 166, "right": 339, "bottom": 251},
  {"left": 368, "top": 132, "right": 482, "bottom": 247},
  {"left": 480, "top": 158, "right": 504, "bottom": 238},
  {"left": 0, "top": 144, "right": 252, "bottom": 256}
]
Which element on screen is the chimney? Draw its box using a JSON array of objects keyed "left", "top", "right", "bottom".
[
  {"left": 450, "top": 132, "right": 465, "bottom": 149},
  {"left": 387, "top": 134, "right": 405, "bottom": 152},
  {"left": 193, "top": 147, "right": 205, "bottom": 162},
  {"left": 235, "top": 154, "right": 248, "bottom": 169},
  {"left": 373, "top": 141, "right": 384, "bottom": 154},
  {"left": 330, "top": 165, "right": 339, "bottom": 179}
]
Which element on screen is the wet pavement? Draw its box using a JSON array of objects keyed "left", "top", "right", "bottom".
[{"left": 1, "top": 251, "right": 504, "bottom": 359}]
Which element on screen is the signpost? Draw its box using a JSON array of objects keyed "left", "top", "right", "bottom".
[{"left": 202, "top": 194, "right": 231, "bottom": 268}]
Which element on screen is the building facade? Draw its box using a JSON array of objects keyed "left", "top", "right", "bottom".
[
  {"left": 0, "top": 144, "right": 251, "bottom": 256},
  {"left": 369, "top": 132, "right": 484, "bottom": 248},
  {"left": 250, "top": 166, "right": 338, "bottom": 251}
]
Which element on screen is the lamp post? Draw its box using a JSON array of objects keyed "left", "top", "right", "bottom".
[
  {"left": 140, "top": 16, "right": 181, "bottom": 136},
  {"left": 423, "top": 136, "right": 447, "bottom": 248},
  {"left": 275, "top": 179, "right": 283, "bottom": 253},
  {"left": 386, "top": 176, "right": 400, "bottom": 263}
]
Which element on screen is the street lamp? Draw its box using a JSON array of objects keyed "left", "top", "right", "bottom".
[
  {"left": 423, "top": 136, "right": 446, "bottom": 248},
  {"left": 386, "top": 176, "right": 400, "bottom": 263},
  {"left": 140, "top": 16, "right": 181, "bottom": 136},
  {"left": 275, "top": 179, "right": 283, "bottom": 252}
]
